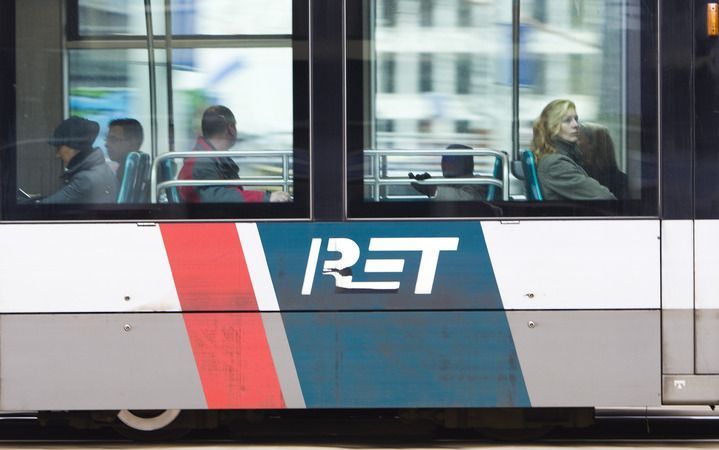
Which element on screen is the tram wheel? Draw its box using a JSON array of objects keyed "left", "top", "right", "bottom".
[{"left": 114, "top": 409, "right": 190, "bottom": 441}]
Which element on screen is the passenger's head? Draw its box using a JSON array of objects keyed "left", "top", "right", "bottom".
[
  {"left": 579, "top": 122, "right": 619, "bottom": 172},
  {"left": 442, "top": 144, "right": 474, "bottom": 178},
  {"left": 48, "top": 116, "right": 100, "bottom": 167},
  {"left": 201, "top": 105, "right": 237, "bottom": 150},
  {"left": 106, "top": 118, "right": 144, "bottom": 163},
  {"left": 531, "top": 99, "right": 579, "bottom": 159}
]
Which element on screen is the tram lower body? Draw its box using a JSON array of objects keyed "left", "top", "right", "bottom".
[{"left": 0, "top": 219, "right": 705, "bottom": 432}]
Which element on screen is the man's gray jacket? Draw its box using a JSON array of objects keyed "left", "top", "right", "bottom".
[{"left": 42, "top": 149, "right": 118, "bottom": 204}]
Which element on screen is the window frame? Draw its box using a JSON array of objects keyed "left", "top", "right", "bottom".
[
  {"left": 0, "top": 0, "right": 15, "bottom": 222},
  {"left": 3, "top": 0, "right": 310, "bottom": 221},
  {"left": 345, "top": 0, "right": 659, "bottom": 220}
]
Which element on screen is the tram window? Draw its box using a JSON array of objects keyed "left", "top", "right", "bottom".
[
  {"left": 67, "top": 48, "right": 293, "bottom": 162},
  {"left": 73, "top": 0, "right": 291, "bottom": 37},
  {"left": 8, "top": 0, "right": 308, "bottom": 220},
  {"left": 347, "top": 0, "right": 657, "bottom": 218},
  {"left": 74, "top": 1, "right": 164, "bottom": 37}
]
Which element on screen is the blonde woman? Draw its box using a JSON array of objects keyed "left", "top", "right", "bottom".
[{"left": 530, "top": 99, "right": 615, "bottom": 201}]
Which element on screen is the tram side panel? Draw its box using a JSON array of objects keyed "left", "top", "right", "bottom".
[
  {"left": 663, "top": 220, "right": 719, "bottom": 404},
  {"left": 0, "top": 221, "right": 660, "bottom": 410}
]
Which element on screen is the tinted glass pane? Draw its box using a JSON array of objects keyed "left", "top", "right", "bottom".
[
  {"left": 60, "top": 47, "right": 294, "bottom": 205},
  {"left": 68, "top": 49, "right": 153, "bottom": 151},
  {"left": 348, "top": 0, "right": 656, "bottom": 217},
  {"left": 77, "top": 0, "right": 164, "bottom": 36},
  {"left": 76, "top": 0, "right": 291, "bottom": 36},
  {"left": 519, "top": 0, "right": 641, "bottom": 201},
  {"left": 170, "top": 48, "right": 294, "bottom": 155},
  {"left": 11, "top": 0, "right": 306, "bottom": 220},
  {"left": 173, "top": 0, "right": 292, "bottom": 35},
  {"left": 358, "top": 0, "right": 514, "bottom": 205}
]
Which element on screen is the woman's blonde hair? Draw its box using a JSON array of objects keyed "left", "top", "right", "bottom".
[{"left": 530, "top": 99, "right": 576, "bottom": 160}]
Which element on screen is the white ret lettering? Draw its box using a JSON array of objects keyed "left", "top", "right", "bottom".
[{"left": 301, "top": 237, "right": 459, "bottom": 295}]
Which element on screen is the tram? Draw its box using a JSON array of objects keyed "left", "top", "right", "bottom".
[{"left": 0, "top": 0, "right": 714, "bottom": 440}]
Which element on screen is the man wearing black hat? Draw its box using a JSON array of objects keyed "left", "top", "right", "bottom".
[{"left": 41, "top": 116, "right": 118, "bottom": 204}]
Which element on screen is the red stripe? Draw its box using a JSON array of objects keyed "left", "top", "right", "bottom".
[
  {"left": 160, "top": 224, "right": 285, "bottom": 409},
  {"left": 160, "top": 223, "right": 256, "bottom": 311},
  {"left": 183, "top": 314, "right": 286, "bottom": 409}
]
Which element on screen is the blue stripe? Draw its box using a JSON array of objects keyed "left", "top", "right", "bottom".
[
  {"left": 282, "top": 311, "right": 529, "bottom": 407},
  {"left": 258, "top": 222, "right": 527, "bottom": 407}
]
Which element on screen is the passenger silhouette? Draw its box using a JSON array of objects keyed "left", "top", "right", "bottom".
[
  {"left": 177, "top": 105, "right": 291, "bottom": 203},
  {"left": 530, "top": 99, "right": 615, "bottom": 201},
  {"left": 41, "top": 116, "right": 118, "bottom": 204},
  {"left": 106, "top": 118, "right": 144, "bottom": 185}
]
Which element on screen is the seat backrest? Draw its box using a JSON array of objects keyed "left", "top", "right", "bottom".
[
  {"left": 579, "top": 121, "right": 618, "bottom": 179},
  {"left": 521, "top": 150, "right": 543, "bottom": 201},
  {"left": 160, "top": 159, "right": 182, "bottom": 203},
  {"left": 485, "top": 156, "right": 502, "bottom": 202},
  {"left": 133, "top": 153, "right": 151, "bottom": 203},
  {"left": 117, "top": 152, "right": 140, "bottom": 204}
]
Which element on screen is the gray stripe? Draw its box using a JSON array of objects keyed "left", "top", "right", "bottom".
[
  {"left": 261, "top": 313, "right": 306, "bottom": 408},
  {"left": 507, "top": 310, "right": 660, "bottom": 407},
  {"left": 695, "top": 309, "right": 719, "bottom": 374},
  {"left": 0, "top": 314, "right": 207, "bottom": 410},
  {"left": 662, "top": 309, "right": 694, "bottom": 374}
]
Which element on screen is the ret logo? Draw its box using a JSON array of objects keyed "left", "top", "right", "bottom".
[{"left": 301, "top": 237, "right": 459, "bottom": 295}]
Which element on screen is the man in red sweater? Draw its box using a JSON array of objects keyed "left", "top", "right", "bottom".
[{"left": 178, "top": 105, "right": 291, "bottom": 203}]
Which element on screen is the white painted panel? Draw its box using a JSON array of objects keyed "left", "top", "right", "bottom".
[
  {"left": 661, "top": 220, "right": 694, "bottom": 309},
  {"left": 483, "top": 220, "right": 660, "bottom": 310},
  {"left": 0, "top": 224, "right": 181, "bottom": 313},
  {"left": 695, "top": 220, "right": 719, "bottom": 309},
  {"left": 236, "top": 223, "right": 281, "bottom": 312}
]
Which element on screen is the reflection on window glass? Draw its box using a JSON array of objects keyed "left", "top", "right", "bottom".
[
  {"left": 362, "top": 0, "right": 648, "bottom": 210},
  {"left": 420, "top": 0, "right": 434, "bottom": 27},
  {"left": 170, "top": 48, "right": 294, "bottom": 201},
  {"left": 13, "top": 0, "right": 300, "bottom": 214},
  {"left": 78, "top": 0, "right": 164, "bottom": 36},
  {"left": 369, "top": 0, "right": 512, "bottom": 202},
  {"left": 171, "top": 48, "right": 293, "bottom": 155},
  {"left": 519, "top": 0, "right": 638, "bottom": 201},
  {"left": 381, "top": 0, "right": 398, "bottom": 27},
  {"left": 77, "top": 0, "right": 291, "bottom": 36},
  {"left": 68, "top": 49, "right": 153, "bottom": 155},
  {"left": 65, "top": 46, "right": 294, "bottom": 204},
  {"left": 457, "top": 0, "right": 473, "bottom": 28},
  {"left": 175, "top": 0, "right": 292, "bottom": 35}
]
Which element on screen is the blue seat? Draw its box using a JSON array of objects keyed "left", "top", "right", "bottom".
[
  {"left": 485, "top": 156, "right": 503, "bottom": 202},
  {"left": 160, "top": 159, "right": 181, "bottom": 203},
  {"left": 521, "top": 150, "right": 543, "bottom": 201},
  {"left": 117, "top": 152, "right": 141, "bottom": 204},
  {"left": 133, "top": 153, "right": 151, "bottom": 203}
]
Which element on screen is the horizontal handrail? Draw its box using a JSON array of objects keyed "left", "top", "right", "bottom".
[
  {"left": 362, "top": 176, "right": 503, "bottom": 188},
  {"left": 151, "top": 150, "right": 293, "bottom": 202},
  {"left": 151, "top": 148, "right": 509, "bottom": 203},
  {"left": 157, "top": 179, "right": 289, "bottom": 197},
  {"left": 364, "top": 148, "right": 507, "bottom": 157},
  {"left": 364, "top": 148, "right": 510, "bottom": 201}
]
